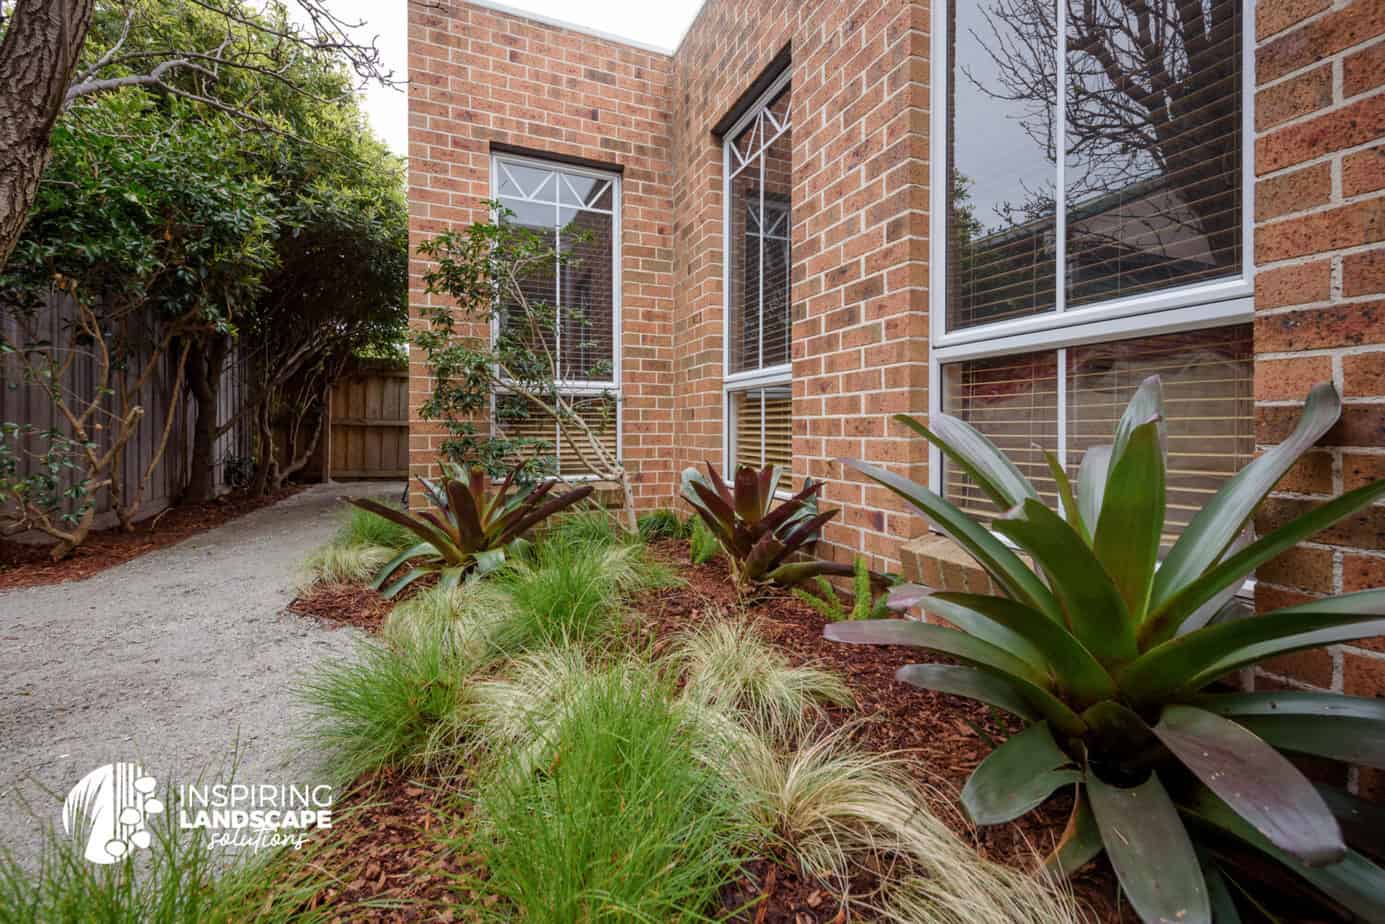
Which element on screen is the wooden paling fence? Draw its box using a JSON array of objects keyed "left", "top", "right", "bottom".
[{"left": 324, "top": 362, "right": 409, "bottom": 480}]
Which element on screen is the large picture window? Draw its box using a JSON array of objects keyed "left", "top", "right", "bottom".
[
  {"left": 491, "top": 154, "right": 620, "bottom": 474},
  {"left": 725, "top": 73, "right": 793, "bottom": 475},
  {"left": 932, "top": 0, "right": 1253, "bottom": 541}
]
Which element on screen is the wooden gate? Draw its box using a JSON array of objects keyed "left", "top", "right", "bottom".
[{"left": 325, "top": 362, "right": 409, "bottom": 480}]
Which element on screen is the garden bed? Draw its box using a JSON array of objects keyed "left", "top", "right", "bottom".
[
  {"left": 288, "top": 538, "right": 1126, "bottom": 923},
  {"left": 0, "top": 485, "right": 303, "bottom": 590}
]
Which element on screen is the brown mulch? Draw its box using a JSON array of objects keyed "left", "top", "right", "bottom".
[
  {"left": 288, "top": 581, "right": 395, "bottom": 633},
  {"left": 298, "top": 768, "right": 487, "bottom": 922},
  {"left": 0, "top": 485, "right": 303, "bottom": 590},
  {"left": 630, "top": 541, "right": 1124, "bottom": 923},
  {"left": 287, "top": 539, "right": 1128, "bottom": 923}
]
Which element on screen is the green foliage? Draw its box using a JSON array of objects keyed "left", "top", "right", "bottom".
[
  {"left": 351, "top": 464, "right": 594, "bottom": 598},
  {"left": 338, "top": 504, "right": 416, "bottom": 551},
  {"left": 827, "top": 380, "right": 1385, "bottom": 924},
  {"left": 688, "top": 515, "right": 720, "bottom": 565},
  {"left": 413, "top": 204, "right": 612, "bottom": 479},
  {"left": 0, "top": 812, "right": 327, "bottom": 924},
  {"left": 493, "top": 541, "right": 667, "bottom": 651},
  {"left": 300, "top": 624, "right": 471, "bottom": 781},
  {"left": 637, "top": 507, "right": 689, "bottom": 541},
  {"left": 471, "top": 665, "right": 748, "bottom": 923},
  {"left": 298, "top": 543, "right": 394, "bottom": 589},
  {"left": 681, "top": 462, "right": 855, "bottom": 589},
  {"left": 671, "top": 617, "right": 853, "bottom": 742},
  {"left": 543, "top": 509, "right": 626, "bottom": 549},
  {"left": 794, "top": 557, "right": 890, "bottom": 622}
]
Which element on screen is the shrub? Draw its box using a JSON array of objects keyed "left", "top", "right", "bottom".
[
  {"left": 636, "top": 508, "right": 687, "bottom": 541},
  {"left": 351, "top": 463, "right": 592, "bottom": 598},
  {"left": 670, "top": 616, "right": 852, "bottom": 742},
  {"left": 688, "top": 514, "right": 720, "bottom": 565},
  {"left": 471, "top": 665, "right": 748, "bottom": 923},
  {"left": 794, "top": 556, "right": 890, "bottom": 622},
  {"left": 681, "top": 462, "right": 853, "bottom": 589},
  {"left": 827, "top": 379, "right": 1385, "bottom": 924}
]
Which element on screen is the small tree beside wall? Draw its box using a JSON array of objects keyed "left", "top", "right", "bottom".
[{"left": 416, "top": 203, "right": 634, "bottom": 532}]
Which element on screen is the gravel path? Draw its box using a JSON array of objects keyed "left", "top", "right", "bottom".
[{"left": 0, "top": 481, "right": 400, "bottom": 867}]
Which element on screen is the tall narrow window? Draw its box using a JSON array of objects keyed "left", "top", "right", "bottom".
[
  {"left": 492, "top": 154, "right": 620, "bottom": 475},
  {"left": 725, "top": 74, "right": 793, "bottom": 476},
  {"left": 934, "top": 0, "right": 1252, "bottom": 544}
]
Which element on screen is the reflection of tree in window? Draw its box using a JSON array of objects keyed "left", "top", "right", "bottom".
[{"left": 948, "top": 0, "right": 1242, "bottom": 324}]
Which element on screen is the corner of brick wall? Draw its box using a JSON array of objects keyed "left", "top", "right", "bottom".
[
  {"left": 405, "top": 1, "right": 677, "bottom": 513},
  {"left": 1250, "top": 0, "right": 1385, "bottom": 794}
]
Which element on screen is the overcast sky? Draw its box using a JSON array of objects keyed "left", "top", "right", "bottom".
[{"left": 318, "top": 1, "right": 705, "bottom": 157}]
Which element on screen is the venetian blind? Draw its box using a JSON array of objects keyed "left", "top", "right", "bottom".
[
  {"left": 943, "top": 324, "right": 1253, "bottom": 546},
  {"left": 733, "top": 387, "right": 793, "bottom": 474}
]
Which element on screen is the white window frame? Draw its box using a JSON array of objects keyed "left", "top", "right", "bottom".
[
  {"left": 927, "top": 0, "right": 1256, "bottom": 496},
  {"left": 489, "top": 152, "right": 623, "bottom": 477},
  {"left": 723, "top": 68, "right": 793, "bottom": 475}
]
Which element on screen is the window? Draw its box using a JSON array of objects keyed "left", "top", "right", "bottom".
[
  {"left": 931, "top": 0, "right": 1253, "bottom": 541},
  {"left": 724, "top": 72, "right": 793, "bottom": 476},
  {"left": 491, "top": 154, "right": 620, "bottom": 474}
]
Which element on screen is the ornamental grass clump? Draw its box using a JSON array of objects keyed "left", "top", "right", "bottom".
[
  {"left": 669, "top": 616, "right": 853, "bottom": 742},
  {"left": 350, "top": 462, "right": 592, "bottom": 598},
  {"left": 471, "top": 664, "right": 748, "bottom": 923},
  {"left": 826, "top": 379, "right": 1385, "bottom": 923}
]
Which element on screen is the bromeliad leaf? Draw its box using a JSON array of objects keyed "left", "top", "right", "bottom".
[
  {"left": 961, "top": 722, "right": 1082, "bottom": 825},
  {"left": 351, "top": 463, "right": 592, "bottom": 598},
  {"left": 895, "top": 664, "right": 1039, "bottom": 722},
  {"left": 1092, "top": 417, "right": 1164, "bottom": 622},
  {"left": 1088, "top": 772, "right": 1210, "bottom": 924},
  {"left": 1153, "top": 382, "right": 1341, "bottom": 613},
  {"left": 993, "top": 498, "right": 1137, "bottom": 663},
  {"left": 894, "top": 413, "right": 1037, "bottom": 511},
  {"left": 1152, "top": 705, "right": 1344, "bottom": 866},
  {"left": 680, "top": 461, "right": 845, "bottom": 590}
]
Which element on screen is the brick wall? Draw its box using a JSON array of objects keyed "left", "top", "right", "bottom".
[
  {"left": 1250, "top": 0, "right": 1385, "bottom": 789},
  {"left": 406, "top": 0, "right": 677, "bottom": 509},
  {"left": 670, "top": 0, "right": 932, "bottom": 572}
]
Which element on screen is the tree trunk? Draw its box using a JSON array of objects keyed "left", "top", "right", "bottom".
[
  {"left": 0, "top": 0, "right": 94, "bottom": 270},
  {"left": 184, "top": 335, "right": 227, "bottom": 504}
]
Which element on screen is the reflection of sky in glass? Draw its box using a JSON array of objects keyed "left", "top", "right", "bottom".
[{"left": 953, "top": 0, "right": 1054, "bottom": 231}]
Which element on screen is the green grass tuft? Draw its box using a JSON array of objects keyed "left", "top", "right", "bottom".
[
  {"left": 637, "top": 508, "right": 688, "bottom": 541},
  {"left": 688, "top": 515, "right": 720, "bottom": 565},
  {"left": 337, "top": 502, "right": 416, "bottom": 551},
  {"left": 671, "top": 616, "right": 853, "bottom": 742},
  {"left": 471, "top": 663, "right": 748, "bottom": 922},
  {"left": 493, "top": 542, "right": 670, "bottom": 651},
  {"left": 542, "top": 509, "right": 627, "bottom": 549},
  {"left": 297, "top": 543, "right": 395, "bottom": 589},
  {"left": 0, "top": 814, "right": 327, "bottom": 924},
  {"left": 299, "top": 620, "right": 471, "bottom": 781}
]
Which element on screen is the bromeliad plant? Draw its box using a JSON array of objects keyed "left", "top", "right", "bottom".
[
  {"left": 351, "top": 463, "right": 593, "bottom": 598},
  {"left": 681, "top": 463, "right": 854, "bottom": 590},
  {"left": 826, "top": 379, "right": 1385, "bottom": 924}
]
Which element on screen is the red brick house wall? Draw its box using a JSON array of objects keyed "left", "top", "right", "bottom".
[
  {"left": 407, "top": 0, "right": 1385, "bottom": 710},
  {"left": 669, "top": 0, "right": 932, "bottom": 571},
  {"left": 1248, "top": 0, "right": 1385, "bottom": 783},
  {"left": 406, "top": 0, "right": 677, "bottom": 509}
]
